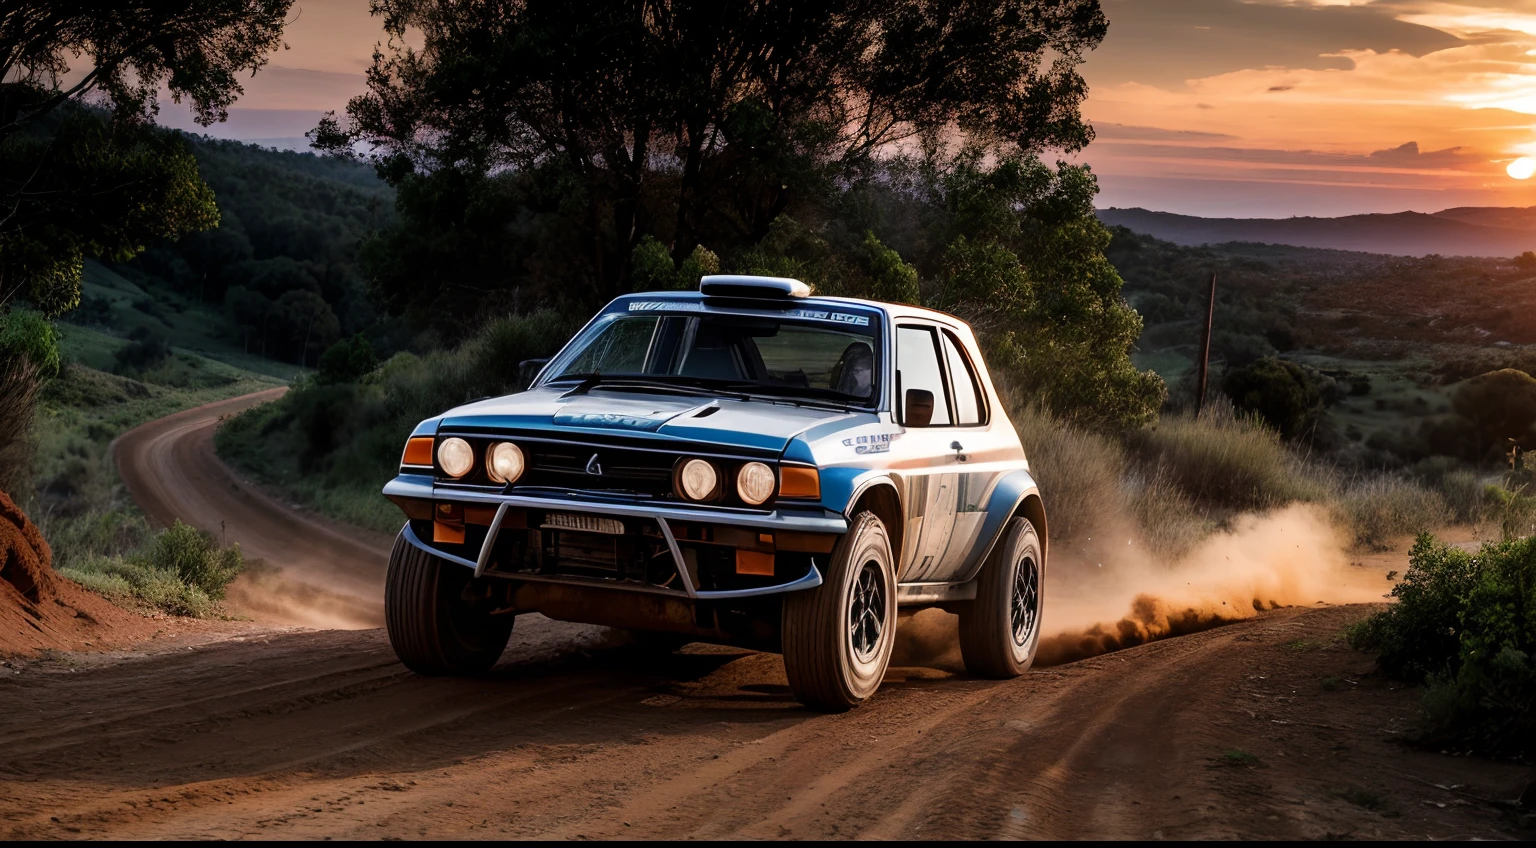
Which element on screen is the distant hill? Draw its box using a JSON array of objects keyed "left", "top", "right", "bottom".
[{"left": 1097, "top": 207, "right": 1536, "bottom": 258}]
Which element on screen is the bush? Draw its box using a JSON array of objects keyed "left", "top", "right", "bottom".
[
  {"left": 1349, "top": 534, "right": 1535, "bottom": 755},
  {"left": 1221, "top": 356, "right": 1325, "bottom": 442},
  {"left": 114, "top": 326, "right": 172, "bottom": 373},
  {"left": 317, "top": 333, "right": 378, "bottom": 384},
  {"left": 58, "top": 519, "right": 243, "bottom": 617},
  {"left": 0, "top": 308, "right": 61, "bottom": 378},
  {"left": 132, "top": 519, "right": 243, "bottom": 600},
  {"left": 1128, "top": 406, "right": 1315, "bottom": 512}
]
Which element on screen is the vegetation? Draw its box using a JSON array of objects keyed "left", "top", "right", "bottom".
[
  {"left": 1, "top": 0, "right": 292, "bottom": 315},
  {"left": 1350, "top": 534, "right": 1535, "bottom": 756},
  {"left": 59, "top": 520, "right": 244, "bottom": 618},
  {"left": 218, "top": 312, "right": 575, "bottom": 532}
]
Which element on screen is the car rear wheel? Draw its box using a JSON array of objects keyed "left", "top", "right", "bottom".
[
  {"left": 958, "top": 517, "right": 1044, "bottom": 679},
  {"left": 385, "top": 532, "right": 514, "bottom": 675},
  {"left": 781, "top": 511, "right": 897, "bottom": 712}
]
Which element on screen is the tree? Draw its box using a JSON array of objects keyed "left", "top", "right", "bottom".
[
  {"left": 1452, "top": 369, "right": 1536, "bottom": 463},
  {"left": 317, "top": 0, "right": 1108, "bottom": 320},
  {"left": 1222, "top": 357, "right": 1325, "bottom": 442},
  {"left": 0, "top": 0, "right": 294, "bottom": 315}
]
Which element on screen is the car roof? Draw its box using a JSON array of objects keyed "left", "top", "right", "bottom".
[{"left": 612, "top": 290, "right": 971, "bottom": 329}]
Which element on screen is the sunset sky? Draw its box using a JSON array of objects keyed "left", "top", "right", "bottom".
[{"left": 151, "top": 0, "right": 1536, "bottom": 218}]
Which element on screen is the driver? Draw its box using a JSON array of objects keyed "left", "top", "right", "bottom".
[{"left": 831, "top": 342, "right": 875, "bottom": 398}]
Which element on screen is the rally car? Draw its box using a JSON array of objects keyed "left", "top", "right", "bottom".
[{"left": 382, "top": 275, "right": 1047, "bottom": 711}]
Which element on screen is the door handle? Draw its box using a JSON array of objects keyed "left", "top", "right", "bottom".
[{"left": 950, "top": 440, "right": 968, "bottom": 462}]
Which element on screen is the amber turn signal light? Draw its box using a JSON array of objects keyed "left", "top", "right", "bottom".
[
  {"left": 778, "top": 466, "right": 820, "bottom": 499},
  {"left": 401, "top": 436, "right": 434, "bottom": 467}
]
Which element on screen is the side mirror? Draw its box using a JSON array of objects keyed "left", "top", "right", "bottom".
[
  {"left": 904, "top": 388, "right": 934, "bottom": 428},
  {"left": 516, "top": 358, "right": 549, "bottom": 391}
]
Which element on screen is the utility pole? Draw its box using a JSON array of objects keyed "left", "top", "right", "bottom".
[{"left": 1195, "top": 271, "right": 1217, "bottom": 414}]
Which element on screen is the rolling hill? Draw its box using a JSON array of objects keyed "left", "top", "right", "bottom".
[{"left": 1097, "top": 206, "right": 1536, "bottom": 258}]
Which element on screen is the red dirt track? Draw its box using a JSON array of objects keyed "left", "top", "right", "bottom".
[{"left": 0, "top": 392, "right": 1526, "bottom": 839}]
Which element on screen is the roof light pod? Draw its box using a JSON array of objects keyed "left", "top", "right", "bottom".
[{"left": 699, "top": 275, "right": 810, "bottom": 299}]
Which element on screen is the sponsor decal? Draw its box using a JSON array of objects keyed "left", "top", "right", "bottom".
[
  {"left": 628, "top": 301, "right": 705, "bottom": 312},
  {"left": 785, "top": 308, "right": 871, "bottom": 326},
  {"left": 843, "top": 432, "right": 897, "bottom": 455}
]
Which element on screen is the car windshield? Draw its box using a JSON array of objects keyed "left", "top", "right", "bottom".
[{"left": 547, "top": 310, "right": 881, "bottom": 404}]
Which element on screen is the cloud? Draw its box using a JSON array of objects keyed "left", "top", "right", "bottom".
[
  {"left": 1092, "top": 123, "right": 1239, "bottom": 141},
  {"left": 1085, "top": 0, "right": 1462, "bottom": 88}
]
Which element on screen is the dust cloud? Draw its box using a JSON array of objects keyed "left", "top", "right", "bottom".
[
  {"left": 892, "top": 505, "right": 1392, "bottom": 670},
  {"left": 224, "top": 559, "right": 385, "bottom": 631}
]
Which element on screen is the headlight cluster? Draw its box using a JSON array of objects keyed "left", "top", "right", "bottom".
[
  {"left": 673, "top": 458, "right": 811, "bottom": 506},
  {"left": 428, "top": 437, "right": 526, "bottom": 485}
]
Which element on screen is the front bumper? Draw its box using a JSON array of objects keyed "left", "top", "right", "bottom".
[{"left": 384, "top": 475, "right": 845, "bottom": 600}]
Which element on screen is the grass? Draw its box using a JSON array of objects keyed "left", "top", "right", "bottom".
[
  {"left": 1320, "top": 676, "right": 1344, "bottom": 691},
  {"left": 59, "top": 520, "right": 244, "bottom": 618},
  {"left": 1284, "top": 638, "right": 1323, "bottom": 652},
  {"left": 22, "top": 320, "right": 286, "bottom": 617},
  {"left": 1330, "top": 473, "right": 1446, "bottom": 551}
]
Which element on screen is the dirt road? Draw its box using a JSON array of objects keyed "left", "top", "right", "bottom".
[
  {"left": 112, "top": 389, "right": 390, "bottom": 629},
  {"left": 0, "top": 391, "right": 1522, "bottom": 839}
]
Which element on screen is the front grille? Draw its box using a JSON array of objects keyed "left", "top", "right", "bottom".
[
  {"left": 522, "top": 443, "right": 675, "bottom": 496},
  {"left": 433, "top": 428, "right": 779, "bottom": 507}
]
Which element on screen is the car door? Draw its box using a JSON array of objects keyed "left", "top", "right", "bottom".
[
  {"left": 929, "top": 327, "right": 1007, "bottom": 581},
  {"left": 889, "top": 323, "right": 962, "bottom": 582}
]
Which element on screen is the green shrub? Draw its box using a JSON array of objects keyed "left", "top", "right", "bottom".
[
  {"left": 130, "top": 519, "right": 243, "bottom": 601},
  {"left": 113, "top": 326, "right": 172, "bottom": 373},
  {"left": 1221, "top": 356, "right": 1325, "bottom": 442},
  {"left": 1350, "top": 534, "right": 1535, "bottom": 755},
  {"left": 59, "top": 520, "right": 241, "bottom": 617},
  {"left": 1483, "top": 484, "right": 1536, "bottom": 541},
  {"left": 1334, "top": 474, "right": 1447, "bottom": 551},
  {"left": 317, "top": 333, "right": 378, "bottom": 384},
  {"left": 0, "top": 308, "right": 61, "bottom": 378}
]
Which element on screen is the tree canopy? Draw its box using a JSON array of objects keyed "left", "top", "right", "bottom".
[
  {"left": 0, "top": 0, "right": 293, "bottom": 316},
  {"left": 317, "top": 0, "right": 1108, "bottom": 311}
]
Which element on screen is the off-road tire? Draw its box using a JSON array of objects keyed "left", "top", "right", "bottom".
[
  {"left": 959, "top": 517, "right": 1044, "bottom": 679},
  {"left": 385, "top": 532, "right": 513, "bottom": 675},
  {"left": 781, "top": 511, "right": 897, "bottom": 712}
]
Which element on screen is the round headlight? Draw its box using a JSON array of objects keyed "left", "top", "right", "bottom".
[
  {"left": 736, "top": 462, "right": 776, "bottom": 505},
  {"left": 437, "top": 437, "right": 474, "bottom": 478},
  {"left": 486, "top": 442, "right": 525, "bottom": 484},
  {"left": 677, "top": 458, "right": 719, "bottom": 501}
]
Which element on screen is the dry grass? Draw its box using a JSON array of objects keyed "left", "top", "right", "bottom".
[
  {"left": 1008, "top": 398, "right": 1126, "bottom": 543},
  {"left": 1331, "top": 474, "right": 1447, "bottom": 551},
  {"left": 1129, "top": 404, "right": 1320, "bottom": 513}
]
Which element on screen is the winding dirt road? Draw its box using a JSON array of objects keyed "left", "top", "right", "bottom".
[
  {"left": 0, "top": 392, "right": 1526, "bottom": 839},
  {"left": 113, "top": 389, "right": 389, "bottom": 630}
]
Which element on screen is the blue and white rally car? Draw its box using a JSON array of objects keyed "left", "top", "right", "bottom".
[{"left": 382, "top": 275, "right": 1047, "bottom": 711}]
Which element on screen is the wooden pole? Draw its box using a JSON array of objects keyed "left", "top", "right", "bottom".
[{"left": 1195, "top": 271, "right": 1217, "bottom": 414}]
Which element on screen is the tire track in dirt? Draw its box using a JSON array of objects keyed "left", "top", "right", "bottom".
[{"left": 2, "top": 392, "right": 1515, "bottom": 839}]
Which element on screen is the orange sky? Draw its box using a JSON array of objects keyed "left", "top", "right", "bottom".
[{"left": 150, "top": 0, "right": 1536, "bottom": 218}]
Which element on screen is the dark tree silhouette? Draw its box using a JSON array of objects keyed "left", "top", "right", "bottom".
[
  {"left": 316, "top": 0, "right": 1108, "bottom": 317},
  {"left": 0, "top": 0, "right": 293, "bottom": 315}
]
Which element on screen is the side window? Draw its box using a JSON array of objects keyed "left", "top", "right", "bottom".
[
  {"left": 895, "top": 325, "right": 951, "bottom": 427},
  {"left": 942, "top": 331, "right": 986, "bottom": 426}
]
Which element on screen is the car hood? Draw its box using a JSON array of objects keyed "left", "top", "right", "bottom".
[{"left": 436, "top": 386, "right": 869, "bottom": 454}]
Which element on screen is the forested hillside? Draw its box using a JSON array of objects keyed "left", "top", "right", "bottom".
[{"left": 70, "top": 138, "right": 396, "bottom": 367}]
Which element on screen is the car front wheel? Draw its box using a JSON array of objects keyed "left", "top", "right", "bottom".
[
  {"left": 781, "top": 511, "right": 897, "bottom": 712},
  {"left": 958, "top": 516, "right": 1044, "bottom": 678},
  {"left": 385, "top": 531, "right": 514, "bottom": 675}
]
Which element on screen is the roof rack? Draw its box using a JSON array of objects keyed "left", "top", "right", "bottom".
[{"left": 699, "top": 275, "right": 810, "bottom": 299}]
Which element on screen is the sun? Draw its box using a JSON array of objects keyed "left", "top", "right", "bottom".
[{"left": 1508, "top": 157, "right": 1536, "bottom": 180}]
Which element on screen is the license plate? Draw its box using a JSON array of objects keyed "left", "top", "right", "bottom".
[{"left": 542, "top": 512, "right": 625, "bottom": 535}]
